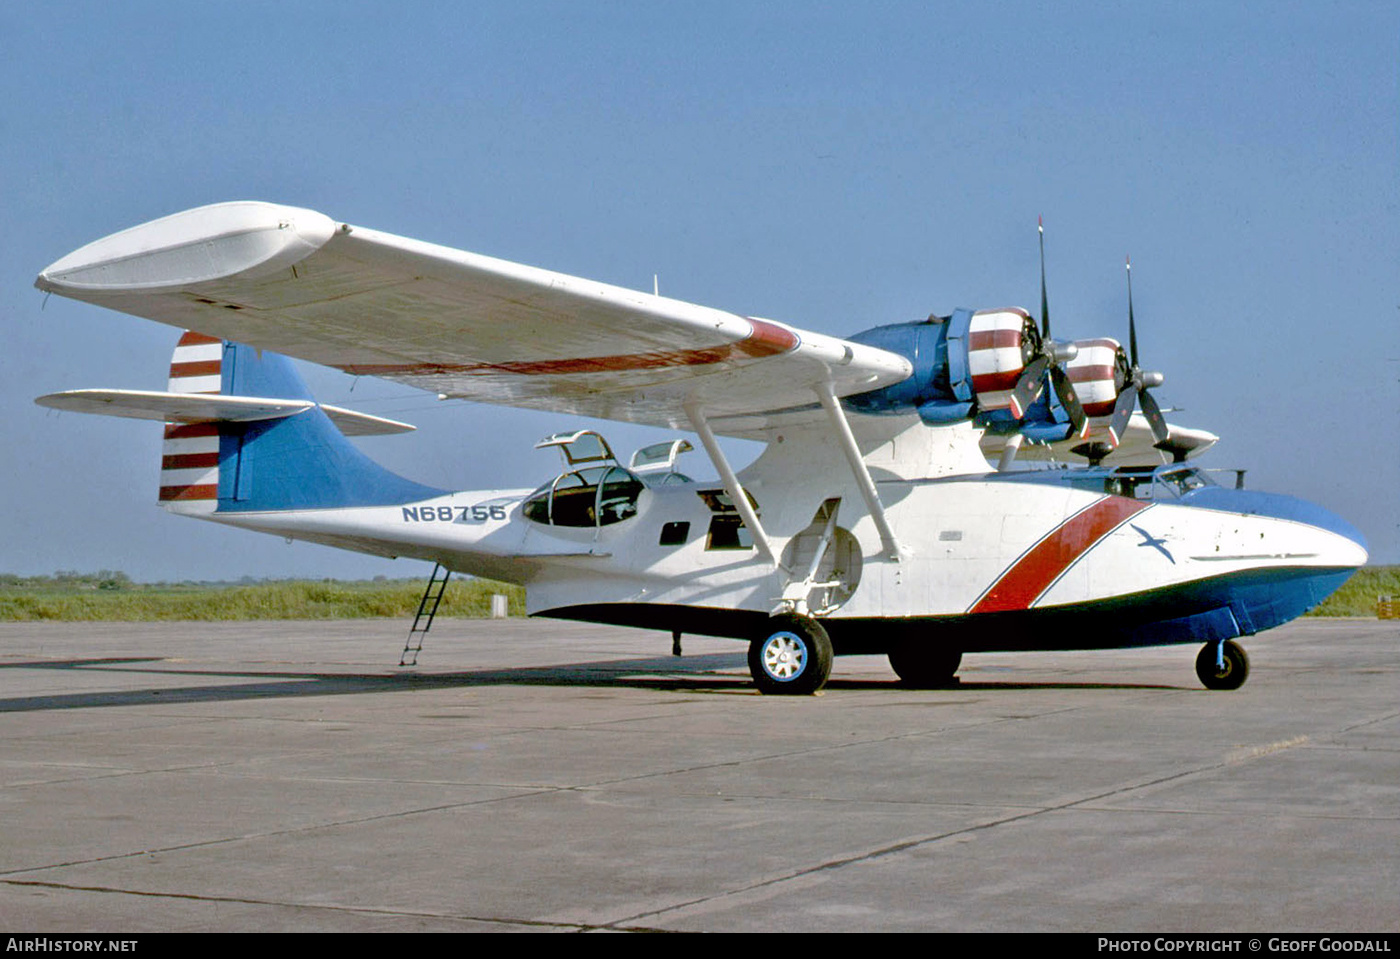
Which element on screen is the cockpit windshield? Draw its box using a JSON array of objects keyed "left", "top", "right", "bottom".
[
  {"left": 522, "top": 465, "right": 645, "bottom": 528},
  {"left": 1104, "top": 465, "right": 1217, "bottom": 500},
  {"left": 1154, "top": 466, "right": 1215, "bottom": 497},
  {"left": 522, "top": 430, "right": 647, "bottom": 528}
]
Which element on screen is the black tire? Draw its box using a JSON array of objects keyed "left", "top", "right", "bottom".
[
  {"left": 888, "top": 642, "right": 962, "bottom": 688},
  {"left": 1196, "top": 640, "right": 1249, "bottom": 690},
  {"left": 748, "top": 613, "right": 833, "bottom": 695}
]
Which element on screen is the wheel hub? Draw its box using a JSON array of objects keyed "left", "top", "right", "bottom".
[{"left": 762, "top": 632, "right": 806, "bottom": 680}]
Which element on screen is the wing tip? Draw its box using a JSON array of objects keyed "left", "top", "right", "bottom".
[{"left": 36, "top": 201, "right": 336, "bottom": 295}]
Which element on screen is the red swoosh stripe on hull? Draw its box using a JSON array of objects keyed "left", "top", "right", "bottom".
[
  {"left": 338, "top": 318, "right": 801, "bottom": 378},
  {"left": 970, "top": 497, "right": 1151, "bottom": 614}
]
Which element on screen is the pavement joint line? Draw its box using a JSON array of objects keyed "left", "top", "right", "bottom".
[
  {"left": 0, "top": 786, "right": 573, "bottom": 879},
  {"left": 1333, "top": 709, "right": 1400, "bottom": 735},
  {"left": 0, "top": 737, "right": 1248, "bottom": 885},
  {"left": 0, "top": 878, "right": 620, "bottom": 931},
  {"left": 600, "top": 745, "right": 1314, "bottom": 929}
]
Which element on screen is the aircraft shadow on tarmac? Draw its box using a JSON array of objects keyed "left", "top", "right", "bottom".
[{"left": 0, "top": 653, "right": 1181, "bottom": 711}]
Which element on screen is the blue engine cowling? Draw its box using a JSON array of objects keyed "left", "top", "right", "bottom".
[{"left": 844, "top": 308, "right": 1044, "bottom": 427}]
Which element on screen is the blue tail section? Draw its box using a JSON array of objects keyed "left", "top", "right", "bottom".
[{"left": 215, "top": 343, "right": 445, "bottom": 512}]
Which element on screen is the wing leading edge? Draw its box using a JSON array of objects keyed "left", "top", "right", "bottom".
[{"left": 36, "top": 201, "right": 912, "bottom": 433}]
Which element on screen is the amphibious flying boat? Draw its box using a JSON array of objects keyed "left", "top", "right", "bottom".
[{"left": 34, "top": 202, "right": 1366, "bottom": 694}]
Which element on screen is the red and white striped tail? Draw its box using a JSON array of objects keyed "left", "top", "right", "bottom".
[{"left": 159, "top": 332, "right": 223, "bottom": 513}]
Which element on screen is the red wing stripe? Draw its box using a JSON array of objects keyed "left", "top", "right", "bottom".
[
  {"left": 340, "top": 318, "right": 800, "bottom": 377},
  {"left": 970, "top": 497, "right": 1150, "bottom": 613}
]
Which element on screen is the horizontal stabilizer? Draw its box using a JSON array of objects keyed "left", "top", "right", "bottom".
[{"left": 34, "top": 389, "right": 415, "bottom": 436}]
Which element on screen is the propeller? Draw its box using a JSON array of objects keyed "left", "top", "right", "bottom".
[
  {"left": 1106, "top": 257, "right": 1169, "bottom": 447},
  {"left": 1008, "top": 219, "right": 1088, "bottom": 439}
]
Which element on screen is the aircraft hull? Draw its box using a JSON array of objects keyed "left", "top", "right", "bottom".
[{"left": 204, "top": 466, "right": 1365, "bottom": 655}]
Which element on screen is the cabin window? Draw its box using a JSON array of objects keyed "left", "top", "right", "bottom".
[
  {"left": 659, "top": 521, "right": 690, "bottom": 546},
  {"left": 697, "top": 489, "right": 759, "bottom": 550}
]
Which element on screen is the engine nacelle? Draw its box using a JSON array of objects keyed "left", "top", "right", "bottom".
[
  {"left": 965, "top": 308, "right": 1039, "bottom": 414},
  {"left": 1065, "top": 337, "right": 1129, "bottom": 420},
  {"left": 844, "top": 308, "right": 1041, "bottom": 424}
]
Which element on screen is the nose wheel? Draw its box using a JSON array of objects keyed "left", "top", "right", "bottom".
[
  {"left": 1196, "top": 639, "right": 1249, "bottom": 690},
  {"left": 749, "top": 613, "right": 833, "bottom": 695}
]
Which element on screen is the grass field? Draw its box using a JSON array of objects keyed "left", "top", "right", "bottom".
[
  {"left": 0, "top": 573, "right": 526, "bottom": 622},
  {"left": 0, "top": 568, "right": 1392, "bottom": 622}
]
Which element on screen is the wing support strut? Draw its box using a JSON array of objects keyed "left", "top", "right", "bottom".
[
  {"left": 814, "top": 381, "right": 905, "bottom": 562},
  {"left": 683, "top": 399, "right": 780, "bottom": 570}
]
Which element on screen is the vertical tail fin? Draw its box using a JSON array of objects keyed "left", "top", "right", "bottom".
[{"left": 157, "top": 332, "right": 443, "bottom": 516}]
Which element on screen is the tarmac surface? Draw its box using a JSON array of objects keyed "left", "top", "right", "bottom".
[{"left": 0, "top": 616, "right": 1394, "bottom": 933}]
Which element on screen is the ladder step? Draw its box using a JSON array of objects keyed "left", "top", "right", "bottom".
[{"left": 401, "top": 562, "right": 451, "bottom": 666}]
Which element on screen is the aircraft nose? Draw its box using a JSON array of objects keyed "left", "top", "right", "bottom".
[{"left": 1182, "top": 487, "right": 1367, "bottom": 566}]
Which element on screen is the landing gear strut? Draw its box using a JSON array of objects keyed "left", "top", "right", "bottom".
[
  {"left": 748, "top": 613, "right": 833, "bottom": 695},
  {"left": 1196, "top": 639, "right": 1249, "bottom": 690}
]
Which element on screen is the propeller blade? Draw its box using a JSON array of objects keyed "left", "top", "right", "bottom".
[
  {"left": 1107, "top": 384, "right": 1138, "bottom": 447},
  {"left": 1138, "top": 387, "right": 1170, "bottom": 445},
  {"left": 1050, "top": 364, "right": 1090, "bottom": 439},
  {"left": 1008, "top": 355, "right": 1050, "bottom": 418},
  {"left": 1126, "top": 256, "right": 1139, "bottom": 368},
  {"left": 1038, "top": 217, "right": 1050, "bottom": 339}
]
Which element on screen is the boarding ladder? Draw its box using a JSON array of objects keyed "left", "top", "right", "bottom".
[{"left": 401, "top": 562, "right": 451, "bottom": 666}]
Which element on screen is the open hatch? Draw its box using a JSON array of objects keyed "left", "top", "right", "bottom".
[{"left": 521, "top": 430, "right": 646, "bottom": 529}]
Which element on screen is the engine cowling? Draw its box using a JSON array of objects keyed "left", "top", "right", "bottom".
[
  {"left": 1065, "top": 337, "right": 1129, "bottom": 422},
  {"left": 965, "top": 308, "right": 1039, "bottom": 415}
]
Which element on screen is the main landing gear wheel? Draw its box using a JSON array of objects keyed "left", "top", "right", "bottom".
[
  {"left": 748, "top": 613, "right": 833, "bottom": 696},
  {"left": 1196, "top": 640, "right": 1249, "bottom": 690},
  {"left": 888, "top": 642, "right": 962, "bottom": 688}
]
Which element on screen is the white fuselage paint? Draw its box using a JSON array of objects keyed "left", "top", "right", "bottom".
[{"left": 193, "top": 417, "right": 1365, "bottom": 627}]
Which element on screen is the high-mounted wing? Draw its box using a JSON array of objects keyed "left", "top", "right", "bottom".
[{"left": 36, "top": 202, "right": 912, "bottom": 433}]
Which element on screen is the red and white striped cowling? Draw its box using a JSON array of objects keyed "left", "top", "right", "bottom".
[
  {"left": 1066, "top": 337, "right": 1127, "bottom": 439},
  {"left": 966, "top": 308, "right": 1033, "bottom": 413}
]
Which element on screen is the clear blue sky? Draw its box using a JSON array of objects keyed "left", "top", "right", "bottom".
[{"left": 3, "top": 1, "right": 1396, "bottom": 580}]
